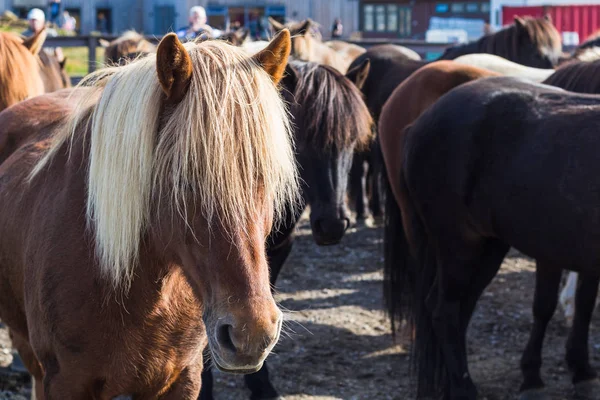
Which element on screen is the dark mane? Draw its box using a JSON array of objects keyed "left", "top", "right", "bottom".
[
  {"left": 578, "top": 30, "right": 600, "bottom": 50},
  {"left": 285, "top": 60, "right": 372, "bottom": 150},
  {"left": 544, "top": 59, "right": 600, "bottom": 94},
  {"left": 439, "top": 16, "right": 561, "bottom": 68}
]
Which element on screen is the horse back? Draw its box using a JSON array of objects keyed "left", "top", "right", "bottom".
[{"left": 404, "top": 77, "right": 600, "bottom": 267}]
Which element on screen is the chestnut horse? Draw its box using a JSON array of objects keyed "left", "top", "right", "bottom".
[
  {"left": 200, "top": 58, "right": 372, "bottom": 400},
  {"left": 0, "top": 30, "right": 46, "bottom": 112},
  {"left": 38, "top": 49, "right": 71, "bottom": 91},
  {"left": 384, "top": 76, "right": 600, "bottom": 400},
  {"left": 0, "top": 30, "right": 298, "bottom": 399}
]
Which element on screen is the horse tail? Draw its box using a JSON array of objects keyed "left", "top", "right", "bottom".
[{"left": 383, "top": 145, "right": 445, "bottom": 398}]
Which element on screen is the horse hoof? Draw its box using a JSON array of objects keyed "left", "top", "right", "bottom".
[
  {"left": 574, "top": 379, "right": 600, "bottom": 399},
  {"left": 518, "top": 388, "right": 552, "bottom": 400}
]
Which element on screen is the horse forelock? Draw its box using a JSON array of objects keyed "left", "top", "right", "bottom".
[
  {"left": 288, "top": 60, "right": 372, "bottom": 152},
  {"left": 520, "top": 17, "right": 562, "bottom": 63},
  {"left": 31, "top": 40, "right": 299, "bottom": 291},
  {"left": 0, "top": 32, "right": 44, "bottom": 110}
]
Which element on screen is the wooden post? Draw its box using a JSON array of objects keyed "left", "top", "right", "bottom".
[{"left": 88, "top": 36, "right": 97, "bottom": 73}]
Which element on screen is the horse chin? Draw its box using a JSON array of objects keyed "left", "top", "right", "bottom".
[{"left": 210, "top": 352, "right": 263, "bottom": 375}]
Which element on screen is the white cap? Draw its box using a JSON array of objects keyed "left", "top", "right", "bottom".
[
  {"left": 189, "top": 6, "right": 206, "bottom": 19},
  {"left": 27, "top": 8, "right": 45, "bottom": 21}
]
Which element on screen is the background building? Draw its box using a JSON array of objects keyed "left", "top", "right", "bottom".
[
  {"left": 1, "top": 0, "right": 361, "bottom": 37},
  {"left": 359, "top": 0, "right": 491, "bottom": 40}
]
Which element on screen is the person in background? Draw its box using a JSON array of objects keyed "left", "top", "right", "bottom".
[
  {"left": 22, "top": 8, "right": 64, "bottom": 62},
  {"left": 96, "top": 12, "right": 108, "bottom": 34},
  {"left": 176, "top": 6, "right": 213, "bottom": 40},
  {"left": 48, "top": 0, "right": 60, "bottom": 25},
  {"left": 483, "top": 20, "right": 494, "bottom": 36},
  {"left": 331, "top": 18, "right": 343, "bottom": 38},
  {"left": 58, "top": 10, "right": 76, "bottom": 32}
]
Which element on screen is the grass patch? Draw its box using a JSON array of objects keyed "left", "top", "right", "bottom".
[{"left": 62, "top": 47, "right": 105, "bottom": 76}]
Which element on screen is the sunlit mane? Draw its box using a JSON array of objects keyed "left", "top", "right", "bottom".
[{"left": 31, "top": 40, "right": 299, "bottom": 290}]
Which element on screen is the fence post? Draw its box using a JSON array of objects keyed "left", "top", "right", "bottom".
[{"left": 88, "top": 36, "right": 97, "bottom": 73}]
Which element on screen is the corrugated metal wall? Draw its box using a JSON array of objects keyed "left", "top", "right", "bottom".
[{"left": 502, "top": 5, "right": 600, "bottom": 44}]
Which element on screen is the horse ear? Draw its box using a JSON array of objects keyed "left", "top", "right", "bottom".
[
  {"left": 252, "top": 29, "right": 291, "bottom": 84},
  {"left": 99, "top": 39, "right": 111, "bottom": 48},
  {"left": 296, "top": 19, "right": 312, "bottom": 36},
  {"left": 59, "top": 57, "right": 67, "bottom": 70},
  {"left": 22, "top": 29, "right": 47, "bottom": 56},
  {"left": 514, "top": 16, "right": 526, "bottom": 30},
  {"left": 238, "top": 28, "right": 249, "bottom": 42},
  {"left": 346, "top": 58, "right": 370, "bottom": 90},
  {"left": 156, "top": 33, "right": 193, "bottom": 104},
  {"left": 269, "top": 17, "right": 285, "bottom": 32}
]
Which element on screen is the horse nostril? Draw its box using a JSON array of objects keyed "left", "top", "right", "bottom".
[{"left": 217, "top": 324, "right": 237, "bottom": 353}]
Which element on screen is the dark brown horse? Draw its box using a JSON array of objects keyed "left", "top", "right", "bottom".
[
  {"left": 544, "top": 58, "right": 600, "bottom": 93},
  {"left": 347, "top": 46, "right": 425, "bottom": 221},
  {"left": 0, "top": 30, "right": 298, "bottom": 399},
  {"left": 0, "top": 30, "right": 46, "bottom": 112},
  {"left": 219, "top": 28, "right": 249, "bottom": 46},
  {"left": 347, "top": 15, "right": 563, "bottom": 222},
  {"left": 384, "top": 76, "right": 600, "bottom": 400},
  {"left": 200, "top": 58, "right": 372, "bottom": 400},
  {"left": 439, "top": 16, "right": 562, "bottom": 68},
  {"left": 100, "top": 30, "right": 156, "bottom": 65}
]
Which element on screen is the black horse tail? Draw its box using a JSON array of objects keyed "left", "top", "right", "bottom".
[{"left": 383, "top": 155, "right": 445, "bottom": 398}]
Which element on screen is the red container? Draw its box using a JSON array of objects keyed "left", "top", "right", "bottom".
[{"left": 502, "top": 4, "right": 600, "bottom": 44}]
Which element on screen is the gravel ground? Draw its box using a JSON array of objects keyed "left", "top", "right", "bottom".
[{"left": 1, "top": 216, "right": 599, "bottom": 400}]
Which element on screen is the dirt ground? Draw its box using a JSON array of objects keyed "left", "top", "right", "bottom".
[{"left": 1, "top": 216, "right": 599, "bottom": 400}]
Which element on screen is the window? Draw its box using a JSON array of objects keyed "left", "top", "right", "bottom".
[
  {"left": 363, "top": 5, "right": 374, "bottom": 31},
  {"left": 451, "top": 3, "right": 465, "bottom": 12},
  {"left": 436, "top": 3, "right": 449, "bottom": 13},
  {"left": 387, "top": 5, "right": 398, "bottom": 32},
  {"left": 399, "top": 7, "right": 412, "bottom": 37},
  {"left": 375, "top": 5, "right": 386, "bottom": 32},
  {"left": 363, "top": 3, "right": 411, "bottom": 35},
  {"left": 466, "top": 3, "right": 479, "bottom": 13},
  {"left": 481, "top": 3, "right": 491, "bottom": 13}
]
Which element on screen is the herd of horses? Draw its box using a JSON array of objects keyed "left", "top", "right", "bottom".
[{"left": 0, "top": 14, "right": 599, "bottom": 400}]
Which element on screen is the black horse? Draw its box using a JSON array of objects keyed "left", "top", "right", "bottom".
[
  {"left": 200, "top": 59, "right": 372, "bottom": 400},
  {"left": 347, "top": 16, "right": 563, "bottom": 222},
  {"left": 384, "top": 76, "right": 600, "bottom": 400}
]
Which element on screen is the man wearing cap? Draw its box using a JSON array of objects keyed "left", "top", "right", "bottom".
[
  {"left": 22, "top": 8, "right": 57, "bottom": 37},
  {"left": 21, "top": 8, "right": 64, "bottom": 64},
  {"left": 176, "top": 6, "right": 214, "bottom": 41}
]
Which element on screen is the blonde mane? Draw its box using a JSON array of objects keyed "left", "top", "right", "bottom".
[
  {"left": 0, "top": 32, "right": 44, "bottom": 111},
  {"left": 32, "top": 40, "right": 298, "bottom": 290}
]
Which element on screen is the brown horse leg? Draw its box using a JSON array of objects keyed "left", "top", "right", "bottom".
[
  {"left": 9, "top": 331, "right": 45, "bottom": 399},
  {"left": 348, "top": 153, "right": 368, "bottom": 221},
  {"left": 519, "top": 263, "right": 562, "bottom": 399},
  {"left": 565, "top": 273, "right": 600, "bottom": 396}
]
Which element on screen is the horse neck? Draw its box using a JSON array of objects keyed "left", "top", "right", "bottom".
[{"left": 438, "top": 40, "right": 482, "bottom": 60}]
